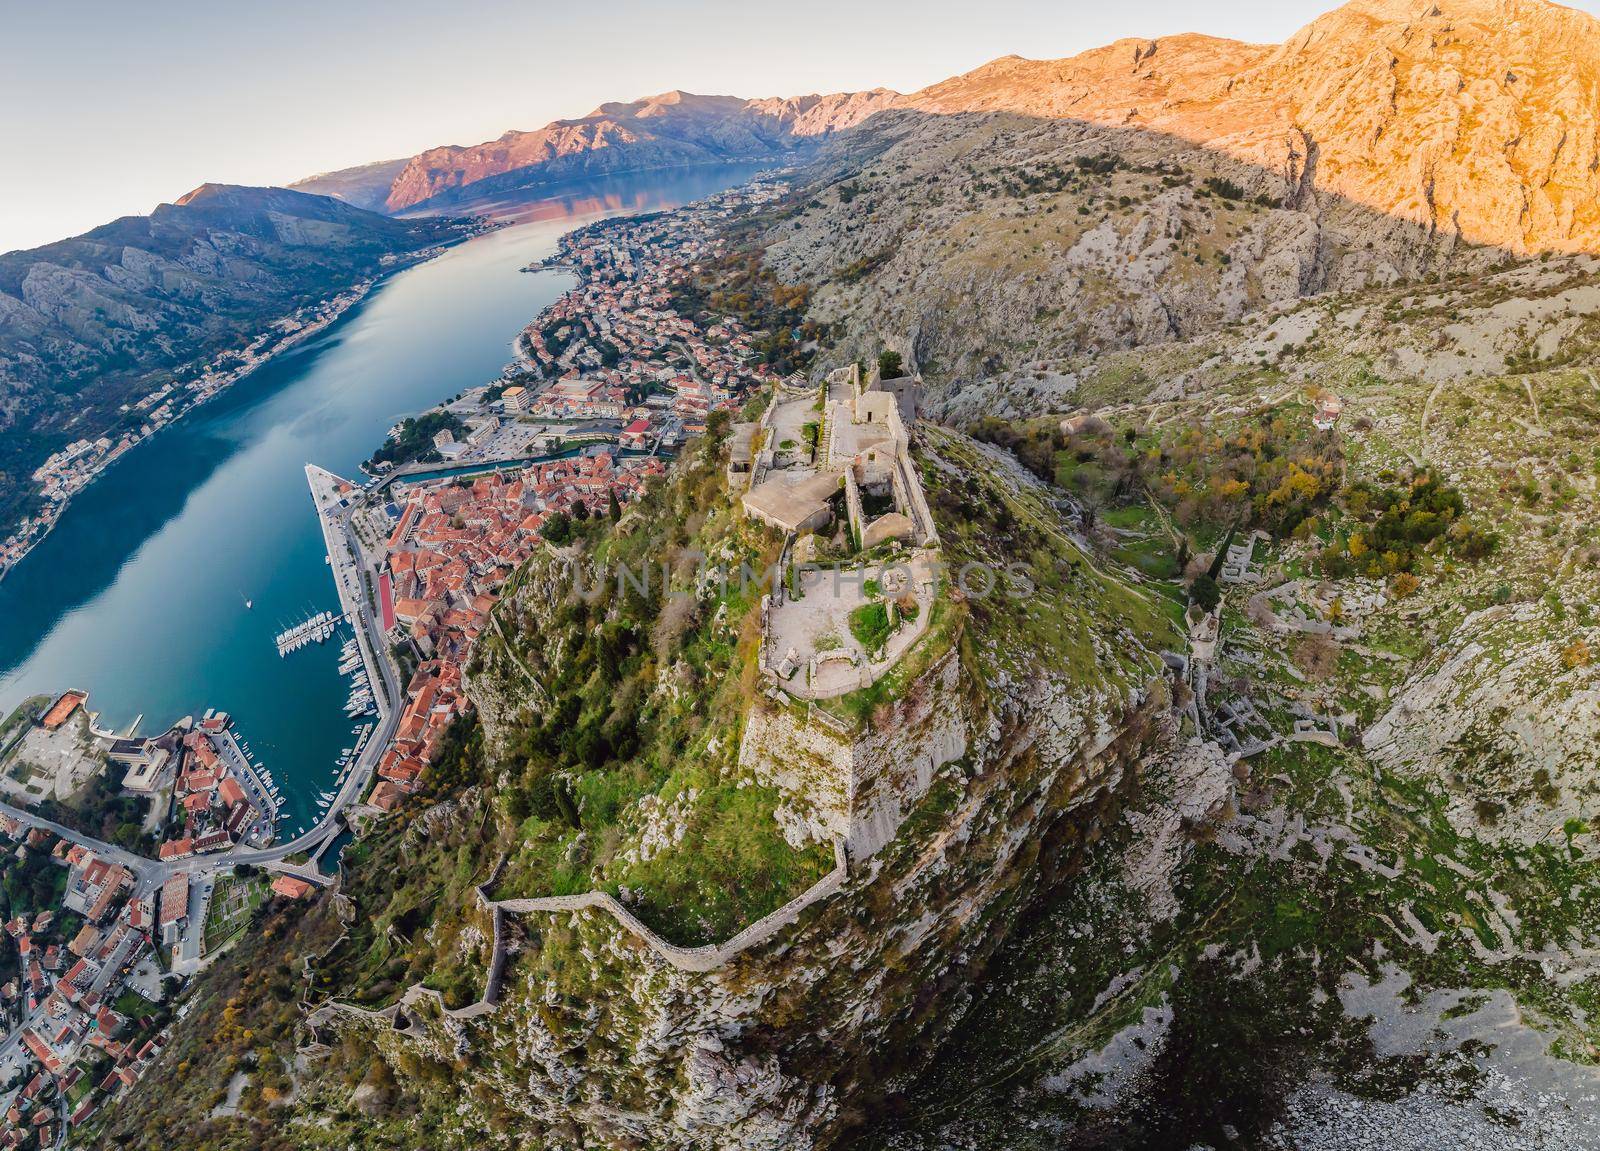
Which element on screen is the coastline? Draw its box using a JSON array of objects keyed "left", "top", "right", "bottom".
[
  {"left": 0, "top": 168, "right": 749, "bottom": 837},
  {"left": 0, "top": 236, "right": 473, "bottom": 586}
]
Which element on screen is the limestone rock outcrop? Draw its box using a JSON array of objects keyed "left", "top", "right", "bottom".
[
  {"left": 898, "top": 0, "right": 1600, "bottom": 255},
  {"left": 761, "top": 0, "right": 1600, "bottom": 407}
]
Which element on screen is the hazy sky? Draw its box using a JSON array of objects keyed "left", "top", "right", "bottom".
[{"left": 3, "top": 0, "right": 1588, "bottom": 254}]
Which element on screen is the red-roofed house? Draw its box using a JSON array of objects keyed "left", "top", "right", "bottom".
[
  {"left": 270, "top": 876, "right": 315, "bottom": 900},
  {"left": 158, "top": 875, "right": 189, "bottom": 944},
  {"left": 157, "top": 838, "right": 194, "bottom": 861},
  {"left": 368, "top": 781, "right": 402, "bottom": 812},
  {"left": 217, "top": 776, "right": 246, "bottom": 809}
]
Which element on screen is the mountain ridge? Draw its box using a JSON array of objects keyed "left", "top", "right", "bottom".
[
  {"left": 288, "top": 88, "right": 900, "bottom": 215},
  {"left": 370, "top": 88, "right": 902, "bottom": 213},
  {"left": 0, "top": 184, "right": 462, "bottom": 536},
  {"left": 746, "top": 0, "right": 1600, "bottom": 410},
  {"left": 885, "top": 0, "right": 1600, "bottom": 254},
  {"left": 297, "top": 0, "right": 1600, "bottom": 257}
]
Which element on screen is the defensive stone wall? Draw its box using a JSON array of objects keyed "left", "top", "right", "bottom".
[
  {"left": 492, "top": 839, "right": 849, "bottom": 974},
  {"left": 890, "top": 448, "right": 939, "bottom": 548},
  {"left": 304, "top": 838, "right": 852, "bottom": 1052},
  {"left": 843, "top": 467, "right": 866, "bottom": 548},
  {"left": 739, "top": 644, "right": 968, "bottom": 861}
]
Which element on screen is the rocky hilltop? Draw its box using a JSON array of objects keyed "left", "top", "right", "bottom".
[
  {"left": 64, "top": 4, "right": 1600, "bottom": 1149},
  {"left": 378, "top": 88, "right": 900, "bottom": 213}
]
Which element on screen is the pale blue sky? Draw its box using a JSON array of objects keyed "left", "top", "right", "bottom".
[{"left": 2, "top": 0, "right": 1591, "bottom": 253}]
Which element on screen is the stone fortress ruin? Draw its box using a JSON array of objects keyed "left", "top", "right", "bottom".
[
  {"left": 312, "top": 363, "right": 968, "bottom": 1023},
  {"left": 733, "top": 363, "right": 942, "bottom": 702},
  {"left": 730, "top": 363, "right": 964, "bottom": 862},
  {"left": 737, "top": 362, "right": 936, "bottom": 550}
]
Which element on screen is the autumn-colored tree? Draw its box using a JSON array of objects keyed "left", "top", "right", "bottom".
[{"left": 1561, "top": 639, "right": 1592, "bottom": 669}]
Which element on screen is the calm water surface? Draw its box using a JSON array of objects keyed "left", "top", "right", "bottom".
[{"left": 0, "top": 164, "right": 759, "bottom": 834}]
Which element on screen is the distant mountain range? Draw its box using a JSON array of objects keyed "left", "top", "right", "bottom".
[
  {"left": 299, "top": 0, "right": 1600, "bottom": 258},
  {"left": 292, "top": 89, "right": 901, "bottom": 214},
  {"left": 286, "top": 158, "right": 412, "bottom": 213},
  {"left": 0, "top": 184, "right": 462, "bottom": 530},
  {"left": 10, "top": 0, "right": 1600, "bottom": 534}
]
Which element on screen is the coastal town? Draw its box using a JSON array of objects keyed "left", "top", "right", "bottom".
[
  {"left": 0, "top": 688, "right": 325, "bottom": 1142},
  {"left": 355, "top": 177, "right": 793, "bottom": 485},
  {"left": 0, "top": 176, "right": 803, "bottom": 1142},
  {"left": 361, "top": 453, "right": 666, "bottom": 809},
  {"left": 513, "top": 178, "right": 790, "bottom": 429},
  {"left": 344, "top": 180, "right": 802, "bottom": 803}
]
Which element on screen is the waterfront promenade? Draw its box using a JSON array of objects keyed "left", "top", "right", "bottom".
[{"left": 300, "top": 464, "right": 402, "bottom": 841}]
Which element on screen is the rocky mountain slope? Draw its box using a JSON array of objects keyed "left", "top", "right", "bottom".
[
  {"left": 97, "top": 221, "right": 1600, "bottom": 1149},
  {"left": 374, "top": 89, "right": 899, "bottom": 213},
  {"left": 854, "top": 261, "right": 1600, "bottom": 1149},
  {"left": 289, "top": 157, "right": 411, "bottom": 212},
  {"left": 0, "top": 184, "right": 461, "bottom": 532},
  {"left": 760, "top": 0, "right": 1600, "bottom": 409},
  {"left": 900, "top": 0, "right": 1600, "bottom": 255},
  {"left": 63, "top": 3, "right": 1600, "bottom": 1147},
  {"left": 94, "top": 405, "right": 1214, "bottom": 1151}
]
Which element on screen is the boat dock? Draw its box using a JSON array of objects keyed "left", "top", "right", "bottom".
[
  {"left": 275, "top": 609, "right": 342, "bottom": 657},
  {"left": 214, "top": 728, "right": 280, "bottom": 845}
]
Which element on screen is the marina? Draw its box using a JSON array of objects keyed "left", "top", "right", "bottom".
[
  {"left": 275, "top": 609, "right": 343, "bottom": 657},
  {"left": 212, "top": 725, "right": 282, "bottom": 845},
  {"left": 338, "top": 636, "right": 376, "bottom": 718}
]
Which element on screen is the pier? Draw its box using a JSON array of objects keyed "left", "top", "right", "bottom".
[
  {"left": 213, "top": 728, "right": 280, "bottom": 845},
  {"left": 274, "top": 609, "right": 342, "bottom": 657},
  {"left": 301, "top": 463, "right": 403, "bottom": 852}
]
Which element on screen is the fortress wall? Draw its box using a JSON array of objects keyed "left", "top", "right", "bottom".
[
  {"left": 732, "top": 643, "right": 960, "bottom": 858},
  {"left": 842, "top": 467, "right": 866, "bottom": 549},
  {"left": 844, "top": 645, "right": 967, "bottom": 859},
  {"left": 738, "top": 644, "right": 968, "bottom": 862},
  {"left": 490, "top": 839, "right": 849, "bottom": 974},
  {"left": 892, "top": 451, "right": 938, "bottom": 548},
  {"left": 870, "top": 374, "right": 924, "bottom": 425},
  {"left": 738, "top": 700, "right": 854, "bottom": 844}
]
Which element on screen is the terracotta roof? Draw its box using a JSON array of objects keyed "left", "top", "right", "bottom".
[
  {"left": 368, "top": 781, "right": 402, "bottom": 812},
  {"left": 41, "top": 691, "right": 86, "bottom": 731},
  {"left": 270, "top": 876, "right": 315, "bottom": 900},
  {"left": 158, "top": 875, "right": 189, "bottom": 926}
]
